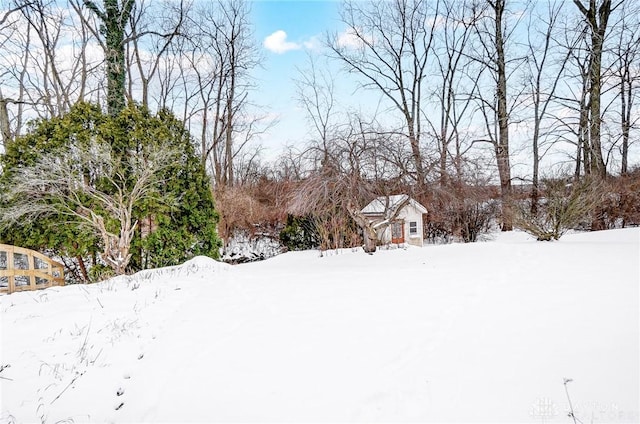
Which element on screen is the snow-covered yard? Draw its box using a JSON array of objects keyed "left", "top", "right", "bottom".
[{"left": 1, "top": 229, "right": 638, "bottom": 423}]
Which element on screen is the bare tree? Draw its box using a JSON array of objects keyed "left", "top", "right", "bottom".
[
  {"left": 153, "top": 33, "right": 189, "bottom": 115},
  {"left": 426, "top": 0, "right": 480, "bottom": 182},
  {"left": 0, "top": 10, "right": 22, "bottom": 148},
  {"left": 524, "top": 1, "right": 573, "bottom": 212},
  {"left": 290, "top": 112, "right": 408, "bottom": 253},
  {"left": 327, "top": 0, "right": 441, "bottom": 192},
  {"left": 573, "top": 31, "right": 593, "bottom": 179},
  {"left": 294, "top": 53, "right": 338, "bottom": 168},
  {"left": 18, "top": 0, "right": 74, "bottom": 115},
  {"left": 126, "top": 0, "right": 184, "bottom": 108},
  {"left": 469, "top": 0, "right": 526, "bottom": 231},
  {"left": 551, "top": 19, "right": 592, "bottom": 180},
  {"left": 0, "top": 0, "right": 32, "bottom": 148},
  {"left": 610, "top": 1, "right": 640, "bottom": 175},
  {"left": 0, "top": 140, "right": 179, "bottom": 275},
  {"left": 573, "top": 0, "right": 621, "bottom": 178},
  {"left": 1, "top": 0, "right": 102, "bottom": 149},
  {"left": 179, "top": 0, "right": 260, "bottom": 188},
  {"left": 272, "top": 145, "right": 310, "bottom": 182}
]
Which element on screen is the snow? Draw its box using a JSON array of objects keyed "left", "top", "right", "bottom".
[
  {"left": 1, "top": 229, "right": 638, "bottom": 423},
  {"left": 220, "top": 230, "right": 283, "bottom": 263},
  {"left": 361, "top": 194, "right": 428, "bottom": 215},
  {"left": 362, "top": 194, "right": 411, "bottom": 214}
]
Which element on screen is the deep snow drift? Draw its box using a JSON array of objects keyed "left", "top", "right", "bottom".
[{"left": 1, "top": 229, "right": 638, "bottom": 423}]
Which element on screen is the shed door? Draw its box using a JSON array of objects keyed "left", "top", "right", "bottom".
[{"left": 391, "top": 221, "right": 404, "bottom": 244}]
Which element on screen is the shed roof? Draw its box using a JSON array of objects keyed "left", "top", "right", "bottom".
[{"left": 361, "top": 194, "right": 427, "bottom": 215}]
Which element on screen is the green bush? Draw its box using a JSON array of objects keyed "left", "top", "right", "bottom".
[
  {"left": 0, "top": 102, "right": 221, "bottom": 281},
  {"left": 280, "top": 215, "right": 318, "bottom": 251}
]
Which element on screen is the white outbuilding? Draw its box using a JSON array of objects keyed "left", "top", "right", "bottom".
[{"left": 361, "top": 194, "right": 428, "bottom": 247}]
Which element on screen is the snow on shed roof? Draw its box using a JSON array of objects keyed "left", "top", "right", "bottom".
[{"left": 361, "top": 194, "right": 427, "bottom": 215}]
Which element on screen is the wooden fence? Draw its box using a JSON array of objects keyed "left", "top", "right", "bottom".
[{"left": 0, "top": 244, "right": 64, "bottom": 294}]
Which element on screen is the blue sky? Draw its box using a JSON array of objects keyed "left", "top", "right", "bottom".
[{"left": 249, "top": 1, "right": 345, "bottom": 158}]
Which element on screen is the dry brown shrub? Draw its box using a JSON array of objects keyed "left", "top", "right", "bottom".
[
  {"left": 598, "top": 169, "right": 640, "bottom": 228},
  {"left": 214, "top": 180, "right": 294, "bottom": 245},
  {"left": 423, "top": 178, "right": 499, "bottom": 243},
  {"left": 514, "top": 176, "right": 604, "bottom": 240}
]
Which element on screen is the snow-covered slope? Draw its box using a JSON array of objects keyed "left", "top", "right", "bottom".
[{"left": 2, "top": 229, "right": 638, "bottom": 423}]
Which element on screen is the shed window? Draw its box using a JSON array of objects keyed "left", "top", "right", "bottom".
[{"left": 409, "top": 221, "right": 418, "bottom": 235}]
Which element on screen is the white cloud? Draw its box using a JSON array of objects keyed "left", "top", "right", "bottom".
[
  {"left": 263, "top": 30, "right": 301, "bottom": 54},
  {"left": 302, "top": 35, "right": 322, "bottom": 51},
  {"left": 336, "top": 27, "right": 373, "bottom": 49}
]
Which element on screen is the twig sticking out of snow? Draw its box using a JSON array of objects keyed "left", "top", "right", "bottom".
[
  {"left": 563, "top": 378, "right": 582, "bottom": 424},
  {"left": 0, "top": 364, "right": 12, "bottom": 381},
  {"left": 51, "top": 371, "right": 85, "bottom": 404}
]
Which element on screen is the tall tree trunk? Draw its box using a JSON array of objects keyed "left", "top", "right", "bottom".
[
  {"left": 620, "top": 63, "right": 632, "bottom": 175},
  {"left": 0, "top": 95, "right": 11, "bottom": 149},
  {"left": 574, "top": 141, "right": 582, "bottom": 180},
  {"left": 84, "top": 0, "right": 135, "bottom": 116},
  {"left": 225, "top": 97, "right": 234, "bottom": 187},
  {"left": 407, "top": 122, "right": 426, "bottom": 192},
  {"left": 439, "top": 82, "right": 449, "bottom": 182},
  {"left": 574, "top": 0, "right": 614, "bottom": 179},
  {"left": 494, "top": 0, "right": 513, "bottom": 231},
  {"left": 531, "top": 99, "right": 540, "bottom": 214},
  {"left": 105, "top": 0, "right": 131, "bottom": 115},
  {"left": 621, "top": 77, "right": 628, "bottom": 174},
  {"left": 574, "top": 0, "right": 615, "bottom": 230},
  {"left": 588, "top": 36, "right": 606, "bottom": 178},
  {"left": 579, "top": 78, "right": 591, "bottom": 176},
  {"left": 225, "top": 42, "right": 236, "bottom": 187}
]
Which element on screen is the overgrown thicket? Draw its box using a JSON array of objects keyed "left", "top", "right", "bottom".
[
  {"left": 600, "top": 169, "right": 640, "bottom": 228},
  {"left": 0, "top": 103, "right": 220, "bottom": 281},
  {"left": 426, "top": 180, "right": 500, "bottom": 243},
  {"left": 214, "top": 179, "right": 289, "bottom": 256}
]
